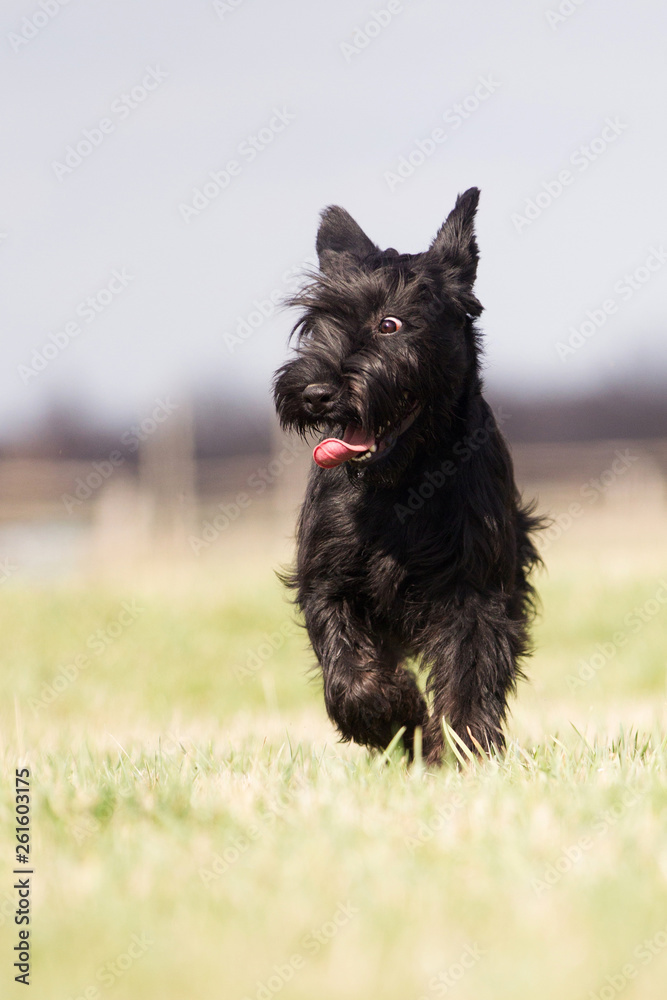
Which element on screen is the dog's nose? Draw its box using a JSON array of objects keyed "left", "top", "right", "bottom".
[{"left": 302, "top": 383, "right": 335, "bottom": 414}]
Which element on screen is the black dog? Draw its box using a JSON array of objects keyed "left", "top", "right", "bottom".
[{"left": 273, "top": 188, "right": 541, "bottom": 763}]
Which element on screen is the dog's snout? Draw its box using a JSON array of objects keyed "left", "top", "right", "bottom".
[{"left": 302, "top": 383, "right": 335, "bottom": 414}]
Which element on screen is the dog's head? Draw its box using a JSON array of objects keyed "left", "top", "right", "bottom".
[{"left": 273, "top": 188, "right": 483, "bottom": 485}]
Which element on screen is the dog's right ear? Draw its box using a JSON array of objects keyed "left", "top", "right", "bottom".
[
  {"left": 316, "top": 206, "right": 377, "bottom": 272},
  {"left": 427, "top": 187, "right": 480, "bottom": 287},
  {"left": 426, "top": 187, "right": 482, "bottom": 316}
]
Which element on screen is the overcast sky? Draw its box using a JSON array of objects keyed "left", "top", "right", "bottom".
[{"left": 1, "top": 0, "right": 666, "bottom": 437}]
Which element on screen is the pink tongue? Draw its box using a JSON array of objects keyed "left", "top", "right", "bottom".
[{"left": 313, "top": 424, "right": 376, "bottom": 469}]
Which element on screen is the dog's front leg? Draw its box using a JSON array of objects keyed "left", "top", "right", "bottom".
[
  {"left": 421, "top": 592, "right": 525, "bottom": 764},
  {"left": 302, "top": 597, "right": 428, "bottom": 755}
]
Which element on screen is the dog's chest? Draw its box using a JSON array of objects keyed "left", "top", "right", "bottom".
[
  {"left": 301, "top": 470, "right": 461, "bottom": 614},
  {"left": 317, "top": 482, "right": 453, "bottom": 611}
]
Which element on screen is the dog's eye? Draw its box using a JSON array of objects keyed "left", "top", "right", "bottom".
[{"left": 378, "top": 317, "right": 402, "bottom": 334}]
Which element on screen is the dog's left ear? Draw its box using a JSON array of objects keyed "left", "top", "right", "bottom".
[
  {"left": 316, "top": 206, "right": 377, "bottom": 272},
  {"left": 428, "top": 187, "right": 480, "bottom": 287}
]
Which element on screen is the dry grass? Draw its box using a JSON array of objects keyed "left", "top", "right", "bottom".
[{"left": 1, "top": 499, "right": 666, "bottom": 999}]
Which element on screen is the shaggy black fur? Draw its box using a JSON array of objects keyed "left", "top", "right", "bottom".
[{"left": 273, "top": 188, "right": 542, "bottom": 764}]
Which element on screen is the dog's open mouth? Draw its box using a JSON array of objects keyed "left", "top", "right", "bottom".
[{"left": 313, "top": 403, "right": 421, "bottom": 469}]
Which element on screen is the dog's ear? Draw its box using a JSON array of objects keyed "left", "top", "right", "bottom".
[
  {"left": 427, "top": 187, "right": 480, "bottom": 287},
  {"left": 316, "top": 206, "right": 377, "bottom": 272},
  {"left": 426, "top": 187, "right": 482, "bottom": 316}
]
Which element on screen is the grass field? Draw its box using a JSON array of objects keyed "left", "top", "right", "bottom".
[{"left": 1, "top": 503, "right": 667, "bottom": 999}]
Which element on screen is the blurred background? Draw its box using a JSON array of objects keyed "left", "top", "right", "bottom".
[
  {"left": 0, "top": 0, "right": 665, "bottom": 581},
  {"left": 1, "top": 4, "right": 667, "bottom": 999}
]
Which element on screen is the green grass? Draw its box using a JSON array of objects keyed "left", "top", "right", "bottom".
[{"left": 1, "top": 512, "right": 667, "bottom": 999}]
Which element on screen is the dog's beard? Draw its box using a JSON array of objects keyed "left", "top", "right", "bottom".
[
  {"left": 302, "top": 401, "right": 429, "bottom": 488},
  {"left": 312, "top": 400, "right": 421, "bottom": 469},
  {"left": 274, "top": 357, "right": 439, "bottom": 487},
  {"left": 346, "top": 412, "right": 426, "bottom": 487}
]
